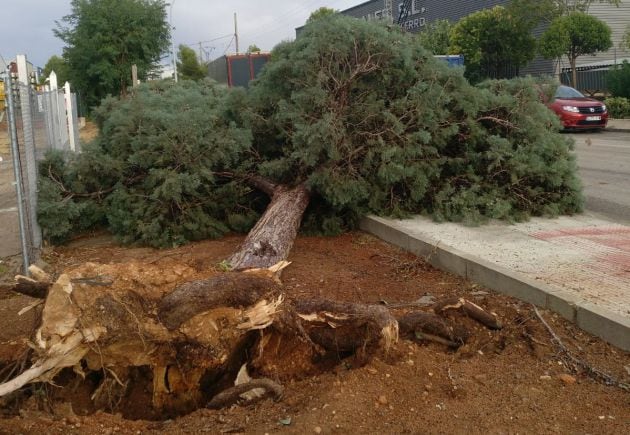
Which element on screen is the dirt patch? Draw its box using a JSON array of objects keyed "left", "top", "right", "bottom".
[
  {"left": 79, "top": 120, "right": 99, "bottom": 145},
  {"left": 0, "top": 232, "right": 628, "bottom": 433}
]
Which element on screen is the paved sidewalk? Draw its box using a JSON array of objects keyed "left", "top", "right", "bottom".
[
  {"left": 361, "top": 213, "right": 630, "bottom": 351},
  {"left": 607, "top": 118, "right": 630, "bottom": 132},
  {"left": 0, "top": 158, "right": 19, "bottom": 258}
]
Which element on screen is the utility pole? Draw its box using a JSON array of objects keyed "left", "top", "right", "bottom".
[
  {"left": 234, "top": 13, "right": 239, "bottom": 54},
  {"left": 170, "top": 0, "right": 178, "bottom": 82}
]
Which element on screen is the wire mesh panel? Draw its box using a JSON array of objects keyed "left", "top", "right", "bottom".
[{"left": 3, "top": 72, "right": 81, "bottom": 271}]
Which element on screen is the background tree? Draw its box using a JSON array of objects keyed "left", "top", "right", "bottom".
[
  {"left": 416, "top": 19, "right": 452, "bottom": 54},
  {"left": 621, "top": 23, "right": 630, "bottom": 50},
  {"left": 54, "top": 0, "right": 170, "bottom": 110},
  {"left": 449, "top": 6, "right": 537, "bottom": 82},
  {"left": 507, "top": 0, "right": 561, "bottom": 27},
  {"left": 247, "top": 44, "right": 261, "bottom": 53},
  {"left": 307, "top": 7, "right": 337, "bottom": 23},
  {"left": 177, "top": 44, "right": 207, "bottom": 81},
  {"left": 507, "top": 0, "right": 621, "bottom": 27},
  {"left": 553, "top": 0, "right": 621, "bottom": 14},
  {"left": 41, "top": 55, "right": 69, "bottom": 86},
  {"left": 539, "top": 12, "right": 612, "bottom": 88},
  {"left": 606, "top": 61, "right": 630, "bottom": 98}
]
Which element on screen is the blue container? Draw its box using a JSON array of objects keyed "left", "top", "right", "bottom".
[{"left": 434, "top": 55, "right": 465, "bottom": 68}]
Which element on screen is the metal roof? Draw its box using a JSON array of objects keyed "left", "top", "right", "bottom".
[{"left": 561, "top": 57, "right": 630, "bottom": 72}]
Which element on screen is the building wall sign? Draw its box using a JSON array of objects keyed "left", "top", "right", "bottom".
[{"left": 344, "top": 0, "right": 508, "bottom": 33}]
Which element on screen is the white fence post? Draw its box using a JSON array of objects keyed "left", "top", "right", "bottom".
[
  {"left": 49, "top": 71, "right": 58, "bottom": 90},
  {"left": 64, "top": 81, "right": 76, "bottom": 152}
]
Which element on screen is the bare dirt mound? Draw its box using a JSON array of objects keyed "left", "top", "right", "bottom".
[{"left": 0, "top": 232, "right": 628, "bottom": 434}]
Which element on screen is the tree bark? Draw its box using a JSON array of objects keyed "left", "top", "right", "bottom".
[{"left": 229, "top": 182, "right": 310, "bottom": 270}]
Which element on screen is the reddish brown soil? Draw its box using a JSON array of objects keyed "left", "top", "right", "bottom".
[{"left": 0, "top": 232, "right": 628, "bottom": 434}]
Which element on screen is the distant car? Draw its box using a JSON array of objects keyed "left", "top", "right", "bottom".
[{"left": 547, "top": 85, "right": 608, "bottom": 131}]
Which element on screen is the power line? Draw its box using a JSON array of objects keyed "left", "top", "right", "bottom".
[
  {"left": 222, "top": 35, "right": 235, "bottom": 55},
  {"left": 240, "top": 0, "right": 358, "bottom": 46},
  {"left": 239, "top": 0, "right": 323, "bottom": 42},
  {"left": 182, "top": 33, "right": 233, "bottom": 47}
]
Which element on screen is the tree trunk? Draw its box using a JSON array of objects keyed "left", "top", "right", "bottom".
[
  {"left": 570, "top": 55, "right": 578, "bottom": 89},
  {"left": 229, "top": 182, "right": 310, "bottom": 270}
]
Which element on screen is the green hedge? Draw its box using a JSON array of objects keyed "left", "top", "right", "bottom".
[
  {"left": 607, "top": 61, "right": 630, "bottom": 99},
  {"left": 605, "top": 97, "right": 630, "bottom": 119}
]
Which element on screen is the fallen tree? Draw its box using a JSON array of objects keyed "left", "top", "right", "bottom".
[{"left": 4, "top": 14, "right": 582, "bottom": 416}]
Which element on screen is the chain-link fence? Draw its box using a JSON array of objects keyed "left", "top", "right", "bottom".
[{"left": 2, "top": 69, "right": 80, "bottom": 273}]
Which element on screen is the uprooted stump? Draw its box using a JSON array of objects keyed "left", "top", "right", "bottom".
[{"left": 0, "top": 260, "right": 500, "bottom": 418}]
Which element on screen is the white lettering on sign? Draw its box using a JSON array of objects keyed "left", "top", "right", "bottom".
[
  {"left": 361, "top": 1, "right": 427, "bottom": 22},
  {"left": 403, "top": 17, "right": 426, "bottom": 30}
]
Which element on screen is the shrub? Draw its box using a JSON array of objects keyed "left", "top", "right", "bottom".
[
  {"left": 607, "top": 61, "right": 630, "bottom": 98},
  {"left": 38, "top": 80, "right": 258, "bottom": 247},
  {"left": 604, "top": 97, "right": 630, "bottom": 118}
]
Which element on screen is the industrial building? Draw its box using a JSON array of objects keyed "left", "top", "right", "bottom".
[{"left": 330, "top": 0, "right": 630, "bottom": 90}]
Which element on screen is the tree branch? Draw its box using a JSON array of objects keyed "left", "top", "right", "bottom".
[{"left": 247, "top": 175, "right": 278, "bottom": 197}]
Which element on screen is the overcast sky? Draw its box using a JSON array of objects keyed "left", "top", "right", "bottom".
[{"left": 0, "top": 0, "right": 364, "bottom": 70}]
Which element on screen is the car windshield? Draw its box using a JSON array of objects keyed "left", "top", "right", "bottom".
[{"left": 555, "top": 85, "right": 585, "bottom": 99}]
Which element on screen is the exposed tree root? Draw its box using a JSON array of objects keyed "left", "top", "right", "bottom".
[
  {"left": 293, "top": 299, "right": 398, "bottom": 352},
  {"left": 12, "top": 276, "right": 50, "bottom": 299},
  {"left": 0, "top": 261, "right": 504, "bottom": 414},
  {"left": 207, "top": 378, "right": 284, "bottom": 409},
  {"left": 397, "top": 311, "right": 469, "bottom": 347},
  {"left": 533, "top": 306, "right": 630, "bottom": 392},
  {"left": 158, "top": 272, "right": 284, "bottom": 330},
  {"left": 433, "top": 297, "right": 503, "bottom": 330}
]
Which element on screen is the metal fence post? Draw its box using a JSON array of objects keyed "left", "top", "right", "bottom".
[
  {"left": 5, "top": 68, "right": 30, "bottom": 274},
  {"left": 18, "top": 83, "right": 42, "bottom": 258},
  {"left": 71, "top": 93, "right": 81, "bottom": 152}
]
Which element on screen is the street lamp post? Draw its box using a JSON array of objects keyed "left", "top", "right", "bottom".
[{"left": 170, "top": 1, "right": 178, "bottom": 82}]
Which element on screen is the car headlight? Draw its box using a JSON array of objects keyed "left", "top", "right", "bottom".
[
  {"left": 602, "top": 105, "right": 607, "bottom": 112},
  {"left": 561, "top": 106, "right": 580, "bottom": 113}
]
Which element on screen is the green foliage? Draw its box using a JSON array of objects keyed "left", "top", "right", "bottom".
[
  {"left": 606, "top": 61, "right": 630, "bottom": 98},
  {"left": 554, "top": 0, "right": 622, "bottom": 14},
  {"left": 307, "top": 7, "right": 337, "bottom": 23},
  {"left": 248, "top": 15, "right": 582, "bottom": 230},
  {"left": 41, "top": 55, "right": 69, "bottom": 86},
  {"left": 55, "top": 0, "right": 171, "bottom": 111},
  {"left": 416, "top": 19, "right": 452, "bottom": 55},
  {"left": 39, "top": 15, "right": 584, "bottom": 247},
  {"left": 539, "top": 12, "right": 612, "bottom": 87},
  {"left": 177, "top": 45, "right": 207, "bottom": 81},
  {"left": 604, "top": 97, "right": 630, "bottom": 118},
  {"left": 449, "top": 6, "right": 537, "bottom": 82},
  {"left": 247, "top": 44, "right": 261, "bottom": 53},
  {"left": 622, "top": 24, "right": 630, "bottom": 50},
  {"left": 507, "top": 0, "right": 561, "bottom": 26},
  {"left": 38, "top": 80, "right": 257, "bottom": 247},
  {"left": 37, "top": 149, "right": 107, "bottom": 244}
]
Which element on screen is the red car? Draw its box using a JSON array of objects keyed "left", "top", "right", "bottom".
[{"left": 547, "top": 85, "right": 608, "bottom": 131}]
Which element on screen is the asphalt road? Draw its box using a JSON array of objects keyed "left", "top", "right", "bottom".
[{"left": 571, "top": 130, "right": 630, "bottom": 225}]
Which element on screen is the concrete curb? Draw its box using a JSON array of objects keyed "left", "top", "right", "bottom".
[
  {"left": 605, "top": 127, "right": 630, "bottom": 133},
  {"left": 360, "top": 216, "right": 630, "bottom": 351}
]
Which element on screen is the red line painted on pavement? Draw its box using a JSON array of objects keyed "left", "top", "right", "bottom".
[{"left": 532, "top": 226, "right": 630, "bottom": 240}]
